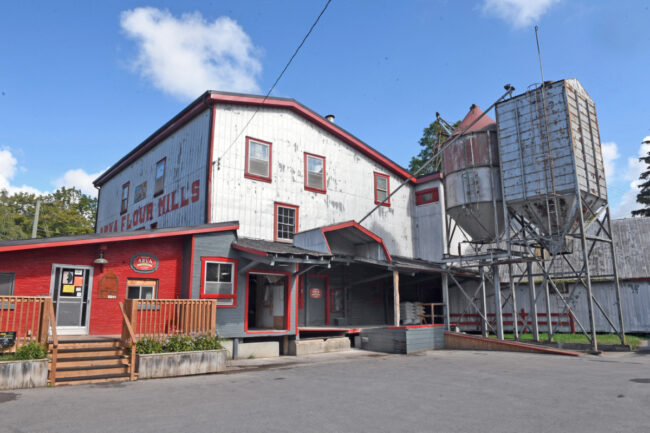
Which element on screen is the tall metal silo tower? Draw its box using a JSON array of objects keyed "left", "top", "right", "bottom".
[{"left": 442, "top": 79, "right": 625, "bottom": 352}]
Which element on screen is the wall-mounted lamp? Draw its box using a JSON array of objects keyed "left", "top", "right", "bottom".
[{"left": 94, "top": 251, "right": 108, "bottom": 266}]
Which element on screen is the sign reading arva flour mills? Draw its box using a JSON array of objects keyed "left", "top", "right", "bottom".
[{"left": 130, "top": 253, "right": 159, "bottom": 273}]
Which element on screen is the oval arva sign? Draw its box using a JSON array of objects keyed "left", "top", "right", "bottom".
[{"left": 130, "top": 253, "right": 159, "bottom": 273}]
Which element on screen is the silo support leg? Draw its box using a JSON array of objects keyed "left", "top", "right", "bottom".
[
  {"left": 493, "top": 265, "right": 504, "bottom": 340},
  {"left": 527, "top": 263, "right": 540, "bottom": 342},
  {"left": 480, "top": 268, "right": 488, "bottom": 338}
]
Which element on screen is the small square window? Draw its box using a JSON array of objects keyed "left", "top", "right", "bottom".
[
  {"left": 275, "top": 203, "right": 298, "bottom": 242},
  {"left": 154, "top": 159, "right": 166, "bottom": 197},
  {"left": 374, "top": 173, "right": 390, "bottom": 206},
  {"left": 121, "top": 182, "right": 130, "bottom": 214},
  {"left": 201, "top": 258, "right": 237, "bottom": 307},
  {"left": 127, "top": 279, "right": 157, "bottom": 299},
  {"left": 245, "top": 137, "right": 272, "bottom": 182},
  {"left": 416, "top": 187, "right": 439, "bottom": 206},
  {"left": 304, "top": 153, "right": 326, "bottom": 193}
]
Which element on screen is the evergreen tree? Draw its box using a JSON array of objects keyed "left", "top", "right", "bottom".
[
  {"left": 632, "top": 145, "right": 650, "bottom": 217},
  {"left": 408, "top": 119, "right": 459, "bottom": 175}
]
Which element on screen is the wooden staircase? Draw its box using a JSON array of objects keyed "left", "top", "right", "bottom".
[{"left": 50, "top": 338, "right": 134, "bottom": 386}]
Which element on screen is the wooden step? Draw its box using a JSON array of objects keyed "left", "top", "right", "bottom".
[
  {"left": 54, "top": 373, "right": 131, "bottom": 386},
  {"left": 55, "top": 355, "right": 129, "bottom": 368},
  {"left": 57, "top": 347, "right": 126, "bottom": 359},
  {"left": 55, "top": 364, "right": 129, "bottom": 379},
  {"left": 56, "top": 339, "right": 122, "bottom": 350}
]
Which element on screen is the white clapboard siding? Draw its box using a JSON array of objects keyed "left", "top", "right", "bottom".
[{"left": 210, "top": 104, "right": 416, "bottom": 258}]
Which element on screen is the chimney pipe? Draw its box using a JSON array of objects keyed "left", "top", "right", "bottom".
[{"left": 325, "top": 114, "right": 335, "bottom": 123}]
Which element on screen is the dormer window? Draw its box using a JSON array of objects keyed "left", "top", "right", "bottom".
[{"left": 245, "top": 137, "right": 272, "bottom": 182}]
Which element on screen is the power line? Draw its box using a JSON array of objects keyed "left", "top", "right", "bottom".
[{"left": 216, "top": 0, "right": 333, "bottom": 170}]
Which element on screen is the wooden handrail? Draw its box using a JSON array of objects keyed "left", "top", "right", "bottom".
[
  {"left": 118, "top": 301, "right": 137, "bottom": 381},
  {"left": 46, "top": 298, "right": 58, "bottom": 386}
]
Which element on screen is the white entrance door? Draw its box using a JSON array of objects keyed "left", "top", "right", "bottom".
[{"left": 50, "top": 264, "right": 94, "bottom": 335}]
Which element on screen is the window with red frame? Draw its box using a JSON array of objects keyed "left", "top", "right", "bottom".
[
  {"left": 304, "top": 153, "right": 326, "bottom": 193},
  {"left": 245, "top": 137, "right": 272, "bottom": 182},
  {"left": 121, "top": 182, "right": 130, "bottom": 214},
  {"left": 201, "top": 257, "right": 237, "bottom": 307},
  {"left": 415, "top": 187, "right": 439, "bottom": 205},
  {"left": 275, "top": 203, "right": 298, "bottom": 241},
  {"left": 374, "top": 172, "right": 390, "bottom": 206}
]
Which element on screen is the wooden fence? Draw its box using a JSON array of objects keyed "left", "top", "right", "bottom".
[
  {"left": 122, "top": 299, "right": 218, "bottom": 340},
  {"left": 0, "top": 296, "right": 57, "bottom": 351}
]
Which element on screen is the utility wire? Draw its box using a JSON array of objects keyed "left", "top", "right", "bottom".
[
  {"left": 216, "top": 0, "right": 333, "bottom": 170},
  {"left": 358, "top": 85, "right": 516, "bottom": 224}
]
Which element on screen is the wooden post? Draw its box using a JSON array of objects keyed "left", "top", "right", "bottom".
[
  {"left": 38, "top": 299, "right": 50, "bottom": 345},
  {"left": 210, "top": 300, "right": 217, "bottom": 336},
  {"left": 393, "top": 270, "right": 400, "bottom": 326},
  {"left": 127, "top": 299, "right": 138, "bottom": 339}
]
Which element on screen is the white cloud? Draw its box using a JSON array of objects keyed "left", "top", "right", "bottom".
[
  {"left": 482, "top": 0, "right": 560, "bottom": 29},
  {"left": 601, "top": 141, "right": 619, "bottom": 181},
  {"left": 1, "top": 147, "right": 102, "bottom": 197},
  {"left": 611, "top": 137, "right": 650, "bottom": 218},
  {"left": 54, "top": 168, "right": 103, "bottom": 197},
  {"left": 0, "top": 148, "right": 45, "bottom": 195},
  {"left": 120, "top": 7, "right": 262, "bottom": 100}
]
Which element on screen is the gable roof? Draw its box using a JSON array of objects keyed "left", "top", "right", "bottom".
[{"left": 94, "top": 91, "right": 415, "bottom": 187}]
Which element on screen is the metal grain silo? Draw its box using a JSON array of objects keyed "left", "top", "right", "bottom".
[
  {"left": 443, "top": 105, "right": 504, "bottom": 242},
  {"left": 495, "top": 79, "right": 607, "bottom": 253}
]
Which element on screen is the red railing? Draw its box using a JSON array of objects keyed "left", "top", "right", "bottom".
[
  {"left": 122, "top": 299, "right": 217, "bottom": 340},
  {"left": 450, "top": 311, "right": 575, "bottom": 333},
  {"left": 0, "top": 296, "right": 58, "bottom": 385}
]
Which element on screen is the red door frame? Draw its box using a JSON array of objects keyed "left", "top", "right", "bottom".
[{"left": 244, "top": 269, "right": 292, "bottom": 334}]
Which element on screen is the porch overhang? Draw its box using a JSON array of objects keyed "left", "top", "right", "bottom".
[{"left": 293, "top": 221, "right": 392, "bottom": 262}]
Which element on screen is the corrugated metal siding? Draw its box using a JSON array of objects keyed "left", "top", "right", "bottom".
[
  {"left": 449, "top": 278, "right": 650, "bottom": 333},
  {"left": 210, "top": 104, "right": 416, "bottom": 258},
  {"left": 544, "top": 217, "right": 650, "bottom": 280},
  {"left": 495, "top": 79, "right": 607, "bottom": 203},
  {"left": 96, "top": 109, "right": 211, "bottom": 232},
  {"left": 414, "top": 179, "right": 446, "bottom": 261}
]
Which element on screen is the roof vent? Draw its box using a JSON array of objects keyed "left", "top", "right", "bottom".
[{"left": 325, "top": 114, "right": 335, "bottom": 123}]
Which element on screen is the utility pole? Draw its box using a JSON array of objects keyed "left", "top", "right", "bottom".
[{"left": 31, "top": 200, "right": 41, "bottom": 238}]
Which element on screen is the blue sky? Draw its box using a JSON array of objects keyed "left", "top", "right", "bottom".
[{"left": 0, "top": 0, "right": 649, "bottom": 216}]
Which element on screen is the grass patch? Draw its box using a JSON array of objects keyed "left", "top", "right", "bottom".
[{"left": 492, "top": 333, "right": 646, "bottom": 350}]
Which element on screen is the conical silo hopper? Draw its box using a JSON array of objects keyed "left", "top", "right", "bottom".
[{"left": 443, "top": 105, "right": 504, "bottom": 242}]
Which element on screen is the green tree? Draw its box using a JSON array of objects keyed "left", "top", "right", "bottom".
[
  {"left": 0, "top": 187, "right": 97, "bottom": 240},
  {"left": 632, "top": 146, "right": 650, "bottom": 217},
  {"left": 408, "top": 119, "right": 459, "bottom": 175}
]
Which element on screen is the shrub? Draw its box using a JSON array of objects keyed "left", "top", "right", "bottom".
[
  {"left": 193, "top": 334, "right": 223, "bottom": 351},
  {"left": 136, "top": 337, "right": 164, "bottom": 355},
  {"left": 135, "top": 334, "right": 223, "bottom": 354},
  {"left": 163, "top": 335, "right": 195, "bottom": 353},
  {"left": 14, "top": 342, "right": 48, "bottom": 360}
]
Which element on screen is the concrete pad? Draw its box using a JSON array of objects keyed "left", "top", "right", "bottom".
[
  {"left": 236, "top": 341, "right": 279, "bottom": 359},
  {"left": 288, "top": 337, "right": 350, "bottom": 356}
]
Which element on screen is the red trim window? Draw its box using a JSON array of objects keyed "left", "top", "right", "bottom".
[
  {"left": 274, "top": 202, "right": 299, "bottom": 242},
  {"left": 154, "top": 158, "right": 166, "bottom": 197},
  {"left": 200, "top": 257, "right": 238, "bottom": 307},
  {"left": 415, "top": 187, "right": 439, "bottom": 205},
  {"left": 121, "top": 182, "right": 130, "bottom": 214},
  {"left": 245, "top": 137, "right": 272, "bottom": 182},
  {"left": 304, "top": 153, "right": 326, "bottom": 193},
  {"left": 330, "top": 288, "right": 344, "bottom": 313},
  {"left": 374, "top": 172, "right": 390, "bottom": 206}
]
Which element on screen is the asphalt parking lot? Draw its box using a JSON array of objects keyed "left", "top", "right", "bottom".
[{"left": 1, "top": 349, "right": 649, "bottom": 433}]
